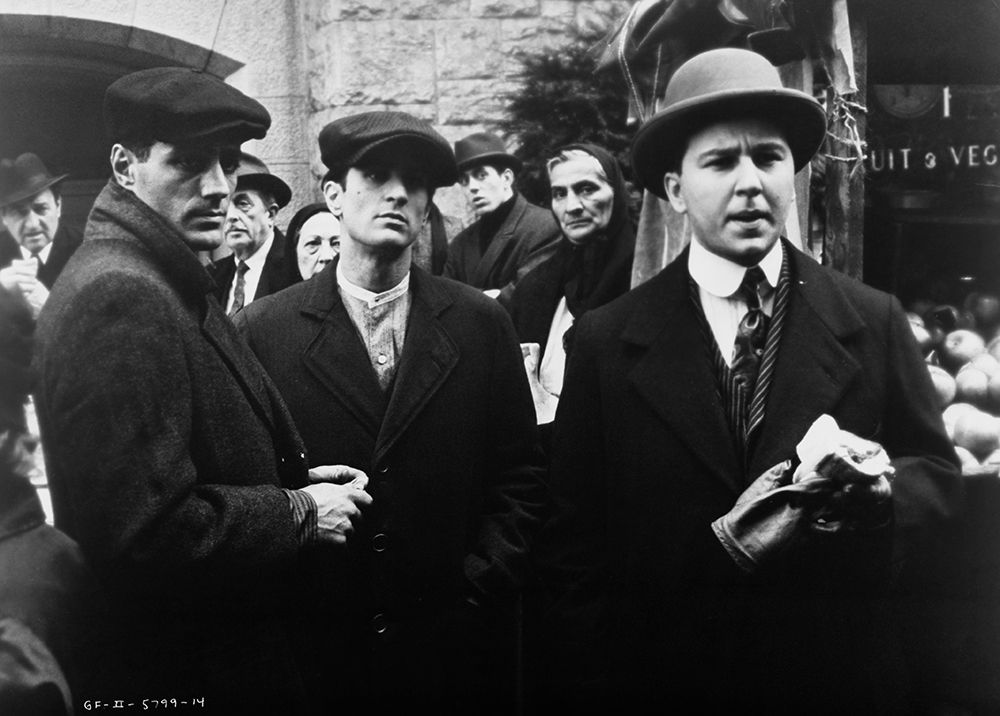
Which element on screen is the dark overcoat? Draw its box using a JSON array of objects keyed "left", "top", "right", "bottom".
[
  {"left": 0, "top": 223, "right": 83, "bottom": 289},
  {"left": 33, "top": 180, "right": 312, "bottom": 712},
  {"left": 443, "top": 193, "right": 560, "bottom": 307},
  {"left": 541, "top": 242, "right": 963, "bottom": 713},
  {"left": 236, "top": 261, "right": 548, "bottom": 710},
  {"left": 209, "top": 227, "right": 295, "bottom": 307}
]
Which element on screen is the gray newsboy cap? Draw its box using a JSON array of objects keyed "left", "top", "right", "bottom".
[
  {"left": 104, "top": 67, "right": 271, "bottom": 146},
  {"left": 319, "top": 111, "right": 458, "bottom": 188}
]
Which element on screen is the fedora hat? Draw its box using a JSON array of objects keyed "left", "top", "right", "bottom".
[
  {"left": 0, "top": 153, "right": 68, "bottom": 209},
  {"left": 630, "top": 48, "right": 826, "bottom": 199},
  {"left": 454, "top": 132, "right": 522, "bottom": 174},
  {"left": 234, "top": 153, "right": 292, "bottom": 209}
]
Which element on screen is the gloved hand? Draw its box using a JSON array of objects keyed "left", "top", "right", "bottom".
[
  {"left": 711, "top": 460, "right": 835, "bottom": 573},
  {"left": 793, "top": 415, "right": 894, "bottom": 533}
]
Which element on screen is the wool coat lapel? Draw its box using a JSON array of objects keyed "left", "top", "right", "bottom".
[
  {"left": 748, "top": 245, "right": 865, "bottom": 478},
  {"left": 621, "top": 251, "right": 742, "bottom": 493},
  {"left": 298, "top": 264, "right": 385, "bottom": 439},
  {"left": 376, "top": 269, "right": 458, "bottom": 463},
  {"left": 470, "top": 194, "right": 527, "bottom": 288}
]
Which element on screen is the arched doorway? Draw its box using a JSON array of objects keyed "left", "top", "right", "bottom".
[{"left": 0, "top": 15, "right": 242, "bottom": 231}]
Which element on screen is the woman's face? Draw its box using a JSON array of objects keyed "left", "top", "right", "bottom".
[
  {"left": 296, "top": 212, "right": 341, "bottom": 279},
  {"left": 549, "top": 154, "right": 615, "bottom": 245}
]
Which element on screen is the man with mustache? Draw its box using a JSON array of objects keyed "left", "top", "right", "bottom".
[
  {"left": 210, "top": 153, "right": 296, "bottom": 317},
  {"left": 236, "top": 111, "right": 547, "bottom": 714},
  {"left": 540, "top": 48, "right": 961, "bottom": 713},
  {"left": 33, "top": 67, "right": 371, "bottom": 712},
  {"left": 0, "top": 153, "right": 83, "bottom": 318},
  {"left": 444, "top": 132, "right": 560, "bottom": 308}
]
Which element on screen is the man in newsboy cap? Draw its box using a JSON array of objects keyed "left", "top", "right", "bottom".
[
  {"left": 0, "top": 153, "right": 83, "bottom": 317},
  {"left": 235, "top": 111, "right": 547, "bottom": 713},
  {"left": 443, "top": 131, "right": 560, "bottom": 307},
  {"left": 33, "top": 67, "right": 372, "bottom": 711},
  {"left": 541, "top": 48, "right": 960, "bottom": 712}
]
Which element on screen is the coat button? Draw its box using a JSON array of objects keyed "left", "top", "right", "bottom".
[
  {"left": 372, "top": 533, "right": 387, "bottom": 552},
  {"left": 371, "top": 613, "right": 388, "bottom": 635},
  {"left": 379, "top": 465, "right": 389, "bottom": 475}
]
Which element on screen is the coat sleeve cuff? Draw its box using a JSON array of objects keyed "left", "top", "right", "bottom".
[{"left": 283, "top": 488, "right": 318, "bottom": 548}]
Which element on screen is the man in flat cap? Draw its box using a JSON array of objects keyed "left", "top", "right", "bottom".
[
  {"left": 33, "top": 67, "right": 371, "bottom": 712},
  {"left": 210, "top": 152, "right": 296, "bottom": 316},
  {"left": 0, "top": 153, "right": 82, "bottom": 318},
  {"left": 444, "top": 131, "right": 560, "bottom": 308},
  {"left": 540, "top": 48, "right": 961, "bottom": 712},
  {"left": 236, "top": 111, "right": 547, "bottom": 713}
]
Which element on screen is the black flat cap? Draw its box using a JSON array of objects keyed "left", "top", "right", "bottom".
[
  {"left": 319, "top": 111, "right": 458, "bottom": 189},
  {"left": 104, "top": 67, "right": 271, "bottom": 146}
]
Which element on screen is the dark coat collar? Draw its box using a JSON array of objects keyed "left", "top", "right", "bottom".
[{"left": 621, "top": 239, "right": 866, "bottom": 491}]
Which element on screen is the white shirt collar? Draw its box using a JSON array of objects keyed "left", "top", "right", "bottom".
[
  {"left": 336, "top": 260, "right": 410, "bottom": 309},
  {"left": 688, "top": 236, "right": 783, "bottom": 298},
  {"left": 240, "top": 231, "right": 274, "bottom": 273},
  {"left": 20, "top": 241, "right": 53, "bottom": 263}
]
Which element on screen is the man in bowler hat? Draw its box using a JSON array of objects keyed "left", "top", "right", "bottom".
[
  {"left": 0, "top": 153, "right": 82, "bottom": 317},
  {"left": 210, "top": 152, "right": 297, "bottom": 316},
  {"left": 33, "top": 67, "right": 371, "bottom": 712},
  {"left": 540, "top": 48, "right": 961, "bottom": 712},
  {"left": 235, "top": 111, "right": 547, "bottom": 713},
  {"left": 444, "top": 131, "right": 560, "bottom": 308}
]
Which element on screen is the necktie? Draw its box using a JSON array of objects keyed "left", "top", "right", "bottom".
[
  {"left": 30, "top": 250, "right": 43, "bottom": 268},
  {"left": 228, "top": 261, "right": 249, "bottom": 317},
  {"left": 731, "top": 265, "right": 770, "bottom": 397}
]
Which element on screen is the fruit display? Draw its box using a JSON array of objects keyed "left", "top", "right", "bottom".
[{"left": 910, "top": 292, "right": 1000, "bottom": 476}]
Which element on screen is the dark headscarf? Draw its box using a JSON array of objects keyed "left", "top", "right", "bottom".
[
  {"left": 283, "top": 202, "right": 334, "bottom": 283},
  {"left": 550, "top": 143, "right": 635, "bottom": 317}
]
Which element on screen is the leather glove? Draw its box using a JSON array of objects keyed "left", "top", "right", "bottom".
[
  {"left": 793, "top": 415, "right": 894, "bottom": 533},
  {"left": 712, "top": 460, "right": 835, "bottom": 573}
]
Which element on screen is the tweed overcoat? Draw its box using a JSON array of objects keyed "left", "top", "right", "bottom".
[
  {"left": 0, "top": 223, "right": 83, "bottom": 289},
  {"left": 33, "top": 180, "right": 312, "bottom": 711},
  {"left": 236, "top": 261, "right": 548, "bottom": 708},
  {"left": 540, "top": 242, "right": 963, "bottom": 713},
  {"left": 443, "top": 193, "right": 560, "bottom": 307},
  {"left": 209, "top": 227, "right": 296, "bottom": 309}
]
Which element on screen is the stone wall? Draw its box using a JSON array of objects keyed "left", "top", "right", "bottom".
[{"left": 303, "top": 0, "right": 630, "bottom": 224}]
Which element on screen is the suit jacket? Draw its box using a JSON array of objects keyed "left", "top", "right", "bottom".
[
  {"left": 541, "top": 241, "right": 963, "bottom": 713},
  {"left": 0, "top": 224, "right": 83, "bottom": 289},
  {"left": 34, "top": 180, "right": 312, "bottom": 712},
  {"left": 209, "top": 227, "right": 296, "bottom": 308},
  {"left": 443, "top": 193, "right": 561, "bottom": 308},
  {"left": 236, "top": 262, "right": 548, "bottom": 709}
]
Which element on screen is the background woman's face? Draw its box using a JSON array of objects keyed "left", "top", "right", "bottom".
[
  {"left": 296, "top": 211, "right": 341, "bottom": 279},
  {"left": 549, "top": 155, "right": 614, "bottom": 245}
]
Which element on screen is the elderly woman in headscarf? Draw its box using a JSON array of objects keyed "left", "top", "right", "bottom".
[
  {"left": 509, "top": 143, "right": 636, "bottom": 427},
  {"left": 283, "top": 202, "right": 341, "bottom": 283}
]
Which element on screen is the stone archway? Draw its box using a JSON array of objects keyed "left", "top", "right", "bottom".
[{"left": 0, "top": 10, "right": 244, "bottom": 230}]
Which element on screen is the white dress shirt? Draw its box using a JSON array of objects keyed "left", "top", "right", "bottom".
[
  {"left": 225, "top": 231, "right": 274, "bottom": 314},
  {"left": 19, "top": 242, "right": 53, "bottom": 264},
  {"left": 688, "top": 237, "right": 782, "bottom": 367}
]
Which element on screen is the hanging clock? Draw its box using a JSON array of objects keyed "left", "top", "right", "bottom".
[{"left": 873, "top": 85, "right": 940, "bottom": 119}]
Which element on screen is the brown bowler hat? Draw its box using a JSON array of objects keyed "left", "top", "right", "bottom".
[
  {"left": 0, "top": 153, "right": 68, "bottom": 209},
  {"left": 234, "top": 153, "right": 292, "bottom": 209},
  {"left": 630, "top": 48, "right": 826, "bottom": 199},
  {"left": 454, "top": 132, "right": 522, "bottom": 174}
]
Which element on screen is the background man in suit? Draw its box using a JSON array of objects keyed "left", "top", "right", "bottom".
[
  {"left": 444, "top": 131, "right": 560, "bottom": 307},
  {"left": 33, "top": 67, "right": 370, "bottom": 712},
  {"left": 211, "top": 152, "right": 295, "bottom": 316},
  {"left": 236, "top": 111, "right": 547, "bottom": 714},
  {"left": 0, "top": 153, "right": 82, "bottom": 317},
  {"left": 540, "top": 48, "right": 962, "bottom": 714}
]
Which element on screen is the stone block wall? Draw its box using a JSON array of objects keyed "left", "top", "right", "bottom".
[{"left": 303, "top": 0, "right": 630, "bottom": 224}]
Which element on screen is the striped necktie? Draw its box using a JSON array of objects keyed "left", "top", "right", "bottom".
[
  {"left": 228, "top": 260, "right": 249, "bottom": 318},
  {"left": 731, "top": 265, "right": 770, "bottom": 399}
]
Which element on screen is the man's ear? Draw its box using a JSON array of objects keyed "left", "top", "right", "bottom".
[
  {"left": 110, "top": 144, "right": 136, "bottom": 189},
  {"left": 663, "top": 172, "right": 687, "bottom": 214},
  {"left": 501, "top": 167, "right": 515, "bottom": 189},
  {"left": 322, "top": 179, "right": 344, "bottom": 217}
]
